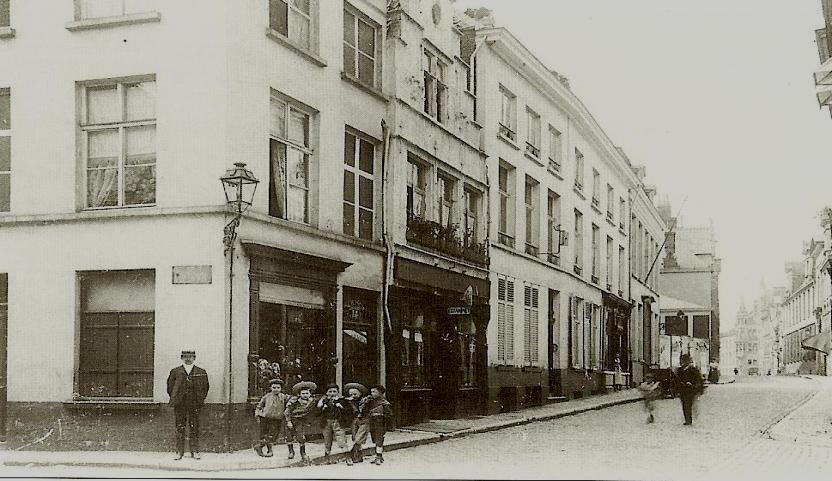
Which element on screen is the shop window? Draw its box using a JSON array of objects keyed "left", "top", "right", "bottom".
[
  {"left": 693, "top": 315, "right": 710, "bottom": 339},
  {"left": 78, "top": 270, "right": 155, "bottom": 398},
  {"left": 458, "top": 318, "right": 477, "bottom": 386},
  {"left": 256, "top": 300, "right": 328, "bottom": 394},
  {"left": 342, "top": 288, "right": 376, "bottom": 386},
  {"left": 401, "top": 302, "right": 426, "bottom": 387}
]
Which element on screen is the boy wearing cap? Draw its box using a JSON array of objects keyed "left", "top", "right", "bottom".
[
  {"left": 345, "top": 383, "right": 368, "bottom": 464},
  {"left": 365, "top": 385, "right": 393, "bottom": 465},
  {"left": 167, "top": 350, "right": 210, "bottom": 460},
  {"left": 253, "top": 379, "right": 290, "bottom": 457},
  {"left": 284, "top": 382, "right": 317, "bottom": 464},
  {"left": 317, "top": 384, "right": 354, "bottom": 465}
]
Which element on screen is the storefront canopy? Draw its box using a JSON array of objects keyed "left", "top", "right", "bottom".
[{"left": 801, "top": 330, "right": 832, "bottom": 355}]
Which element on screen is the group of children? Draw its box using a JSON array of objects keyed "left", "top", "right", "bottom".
[{"left": 253, "top": 378, "right": 392, "bottom": 466}]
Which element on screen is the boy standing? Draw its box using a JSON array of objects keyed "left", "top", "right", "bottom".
[
  {"left": 344, "top": 383, "right": 368, "bottom": 464},
  {"left": 365, "top": 385, "right": 393, "bottom": 465},
  {"left": 284, "top": 381, "right": 318, "bottom": 464},
  {"left": 253, "top": 379, "right": 289, "bottom": 457},
  {"left": 317, "top": 384, "right": 353, "bottom": 465}
]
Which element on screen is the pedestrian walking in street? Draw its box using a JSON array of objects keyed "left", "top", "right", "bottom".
[
  {"left": 637, "top": 376, "right": 661, "bottom": 423},
  {"left": 365, "top": 384, "right": 393, "bottom": 465},
  {"left": 317, "top": 384, "right": 354, "bottom": 465},
  {"left": 613, "top": 355, "right": 624, "bottom": 391},
  {"left": 674, "top": 354, "right": 704, "bottom": 426},
  {"left": 167, "top": 350, "right": 209, "bottom": 460},
  {"left": 284, "top": 381, "right": 318, "bottom": 465},
  {"left": 253, "top": 378, "right": 290, "bottom": 458},
  {"left": 344, "top": 382, "right": 369, "bottom": 464}
]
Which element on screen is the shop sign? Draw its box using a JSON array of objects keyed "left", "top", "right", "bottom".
[{"left": 448, "top": 306, "right": 470, "bottom": 315}]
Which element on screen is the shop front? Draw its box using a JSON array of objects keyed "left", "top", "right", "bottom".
[
  {"left": 243, "top": 243, "right": 350, "bottom": 399},
  {"left": 385, "top": 258, "right": 489, "bottom": 427},
  {"left": 603, "top": 292, "right": 632, "bottom": 386}
]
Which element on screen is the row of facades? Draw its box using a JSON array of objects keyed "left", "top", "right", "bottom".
[{"left": 0, "top": 0, "right": 672, "bottom": 449}]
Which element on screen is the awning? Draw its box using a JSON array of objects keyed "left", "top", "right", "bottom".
[
  {"left": 815, "top": 58, "right": 832, "bottom": 107},
  {"left": 801, "top": 330, "right": 832, "bottom": 355}
]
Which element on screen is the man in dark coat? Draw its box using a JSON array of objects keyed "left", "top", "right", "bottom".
[
  {"left": 674, "top": 353, "right": 703, "bottom": 426},
  {"left": 167, "top": 350, "right": 209, "bottom": 460}
]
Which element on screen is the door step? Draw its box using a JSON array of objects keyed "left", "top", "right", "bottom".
[{"left": 547, "top": 396, "right": 568, "bottom": 403}]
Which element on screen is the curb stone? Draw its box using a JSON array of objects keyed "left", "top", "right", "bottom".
[{"left": 2, "top": 393, "right": 642, "bottom": 472}]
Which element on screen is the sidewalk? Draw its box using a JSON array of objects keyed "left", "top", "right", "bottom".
[{"left": 0, "top": 388, "right": 641, "bottom": 472}]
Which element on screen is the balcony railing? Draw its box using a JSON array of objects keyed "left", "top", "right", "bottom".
[
  {"left": 548, "top": 158, "right": 561, "bottom": 174},
  {"left": 525, "top": 243, "right": 539, "bottom": 256},
  {"left": 525, "top": 142, "right": 541, "bottom": 159},
  {"left": 498, "top": 231, "right": 515, "bottom": 248},
  {"left": 406, "top": 213, "right": 489, "bottom": 266},
  {"left": 498, "top": 123, "right": 516, "bottom": 142}
]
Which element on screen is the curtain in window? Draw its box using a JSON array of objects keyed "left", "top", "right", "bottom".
[{"left": 269, "top": 139, "right": 286, "bottom": 218}]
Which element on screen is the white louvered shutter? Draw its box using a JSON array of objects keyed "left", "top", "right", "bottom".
[
  {"left": 506, "top": 280, "right": 515, "bottom": 362},
  {"left": 530, "top": 287, "right": 539, "bottom": 363},
  {"left": 524, "top": 285, "right": 531, "bottom": 363},
  {"left": 498, "top": 278, "right": 506, "bottom": 363}
]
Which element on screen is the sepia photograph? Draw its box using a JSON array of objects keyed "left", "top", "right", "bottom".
[{"left": 1, "top": 0, "right": 832, "bottom": 479}]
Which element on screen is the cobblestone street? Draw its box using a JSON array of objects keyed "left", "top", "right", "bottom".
[{"left": 7, "top": 376, "right": 832, "bottom": 479}]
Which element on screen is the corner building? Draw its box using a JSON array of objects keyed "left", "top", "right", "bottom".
[{"left": 0, "top": 0, "right": 389, "bottom": 450}]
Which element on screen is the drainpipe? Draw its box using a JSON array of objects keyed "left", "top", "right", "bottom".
[
  {"left": 380, "top": 119, "right": 395, "bottom": 371},
  {"left": 627, "top": 188, "right": 635, "bottom": 380}
]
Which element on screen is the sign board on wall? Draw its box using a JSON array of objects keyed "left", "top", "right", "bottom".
[
  {"left": 172, "top": 265, "right": 212, "bottom": 284},
  {"left": 448, "top": 307, "right": 470, "bottom": 315}
]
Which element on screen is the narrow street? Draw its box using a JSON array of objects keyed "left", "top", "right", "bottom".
[{"left": 7, "top": 376, "right": 832, "bottom": 480}]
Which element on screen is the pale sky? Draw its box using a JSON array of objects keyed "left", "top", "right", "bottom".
[{"left": 455, "top": 0, "right": 832, "bottom": 331}]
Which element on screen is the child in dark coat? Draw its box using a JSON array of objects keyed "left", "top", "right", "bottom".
[
  {"left": 284, "top": 382, "right": 317, "bottom": 464},
  {"left": 317, "top": 384, "right": 355, "bottom": 465},
  {"left": 364, "top": 384, "right": 393, "bottom": 465}
]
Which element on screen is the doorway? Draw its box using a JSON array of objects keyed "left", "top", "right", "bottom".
[{"left": 548, "top": 290, "right": 561, "bottom": 396}]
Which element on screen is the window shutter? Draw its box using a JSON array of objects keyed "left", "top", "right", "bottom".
[
  {"left": 524, "top": 307, "right": 531, "bottom": 363},
  {"left": 497, "top": 302, "right": 506, "bottom": 363},
  {"left": 498, "top": 277, "right": 506, "bottom": 301},
  {"left": 506, "top": 279, "right": 515, "bottom": 362},
  {"left": 530, "top": 288, "right": 539, "bottom": 363}
]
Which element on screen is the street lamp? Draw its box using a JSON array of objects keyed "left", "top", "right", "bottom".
[{"left": 219, "top": 162, "right": 259, "bottom": 450}]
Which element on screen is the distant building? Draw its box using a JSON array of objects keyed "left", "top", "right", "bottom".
[
  {"left": 657, "top": 202, "right": 721, "bottom": 364},
  {"left": 720, "top": 329, "right": 737, "bottom": 376},
  {"left": 781, "top": 241, "right": 827, "bottom": 375}
]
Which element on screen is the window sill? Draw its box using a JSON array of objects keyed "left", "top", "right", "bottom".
[
  {"left": 605, "top": 216, "right": 616, "bottom": 228},
  {"left": 340, "top": 72, "right": 388, "bottom": 102},
  {"left": 619, "top": 227, "right": 628, "bottom": 237},
  {"left": 497, "top": 132, "right": 520, "bottom": 150},
  {"left": 547, "top": 167, "right": 564, "bottom": 181},
  {"left": 523, "top": 150, "right": 544, "bottom": 167},
  {"left": 0, "top": 26, "right": 15, "bottom": 39},
  {"left": 64, "top": 399, "right": 162, "bottom": 411},
  {"left": 265, "top": 28, "right": 326, "bottom": 67},
  {"left": 590, "top": 203, "right": 603, "bottom": 216},
  {"left": 573, "top": 186, "right": 586, "bottom": 201},
  {"left": 65, "top": 11, "right": 161, "bottom": 31}
]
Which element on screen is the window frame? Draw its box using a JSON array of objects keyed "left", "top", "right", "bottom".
[
  {"left": 497, "top": 161, "right": 516, "bottom": 247},
  {"left": 437, "top": 172, "right": 456, "bottom": 228},
  {"left": 269, "top": 91, "right": 314, "bottom": 224},
  {"left": 422, "top": 46, "right": 447, "bottom": 123},
  {"left": 606, "top": 184, "right": 614, "bottom": 220},
  {"left": 406, "top": 153, "right": 429, "bottom": 219},
  {"left": 498, "top": 85, "right": 517, "bottom": 141},
  {"left": 548, "top": 125, "right": 561, "bottom": 173},
  {"left": 574, "top": 148, "right": 584, "bottom": 191},
  {"left": 525, "top": 107, "right": 541, "bottom": 158},
  {"left": 463, "top": 187, "right": 481, "bottom": 247},
  {"left": 546, "top": 190, "right": 560, "bottom": 265},
  {"left": 79, "top": 77, "right": 157, "bottom": 210},
  {"left": 0, "top": 88, "right": 9, "bottom": 213},
  {"left": 343, "top": 128, "right": 377, "bottom": 241},
  {"left": 591, "top": 169, "right": 600, "bottom": 208},
  {"left": 0, "top": 0, "right": 10, "bottom": 29},
  {"left": 606, "top": 235, "right": 614, "bottom": 291},
  {"left": 591, "top": 224, "right": 600, "bottom": 283},
  {"left": 75, "top": 0, "right": 154, "bottom": 20},
  {"left": 524, "top": 175, "right": 539, "bottom": 255},
  {"left": 269, "top": 0, "right": 317, "bottom": 52},
  {"left": 573, "top": 209, "right": 584, "bottom": 275},
  {"left": 342, "top": 3, "right": 381, "bottom": 89}
]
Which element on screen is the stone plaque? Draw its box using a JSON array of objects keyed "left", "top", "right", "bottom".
[{"left": 172, "top": 265, "right": 212, "bottom": 285}]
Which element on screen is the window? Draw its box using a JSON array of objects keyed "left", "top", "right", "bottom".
[
  {"left": 406, "top": 155, "right": 427, "bottom": 218},
  {"left": 547, "top": 190, "right": 561, "bottom": 264},
  {"left": 525, "top": 108, "right": 541, "bottom": 158},
  {"left": 619, "top": 197, "right": 626, "bottom": 230},
  {"left": 342, "top": 288, "right": 377, "bottom": 386},
  {"left": 0, "top": 0, "right": 9, "bottom": 27},
  {"left": 523, "top": 285, "right": 539, "bottom": 364},
  {"left": 548, "top": 126, "right": 561, "bottom": 173},
  {"left": 606, "top": 236, "right": 614, "bottom": 291},
  {"left": 498, "top": 162, "right": 515, "bottom": 247},
  {"left": 0, "top": 89, "right": 8, "bottom": 212},
  {"left": 591, "top": 224, "right": 600, "bottom": 283},
  {"left": 574, "top": 209, "right": 583, "bottom": 275},
  {"left": 270, "top": 94, "right": 311, "bottom": 223},
  {"left": 437, "top": 174, "right": 455, "bottom": 227},
  {"left": 343, "top": 130, "right": 375, "bottom": 240},
  {"left": 82, "top": 79, "right": 156, "bottom": 208},
  {"left": 570, "top": 297, "right": 583, "bottom": 368},
  {"left": 270, "top": 0, "right": 313, "bottom": 50},
  {"left": 76, "top": 0, "right": 153, "bottom": 19},
  {"left": 586, "top": 303, "right": 595, "bottom": 368},
  {"left": 591, "top": 169, "right": 600, "bottom": 207},
  {"left": 458, "top": 318, "right": 477, "bottom": 386},
  {"left": 423, "top": 48, "right": 447, "bottom": 122},
  {"left": 343, "top": 6, "right": 378, "bottom": 88},
  {"left": 499, "top": 85, "right": 516, "bottom": 141},
  {"left": 524, "top": 176, "right": 539, "bottom": 255},
  {"left": 400, "top": 302, "right": 427, "bottom": 387},
  {"left": 643, "top": 232, "right": 652, "bottom": 282},
  {"left": 574, "top": 148, "right": 584, "bottom": 190},
  {"left": 618, "top": 245, "right": 626, "bottom": 295},
  {"left": 606, "top": 185, "right": 614, "bottom": 220},
  {"left": 497, "top": 277, "right": 515, "bottom": 364},
  {"left": 463, "top": 188, "right": 480, "bottom": 247},
  {"left": 78, "top": 270, "right": 155, "bottom": 398}
]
